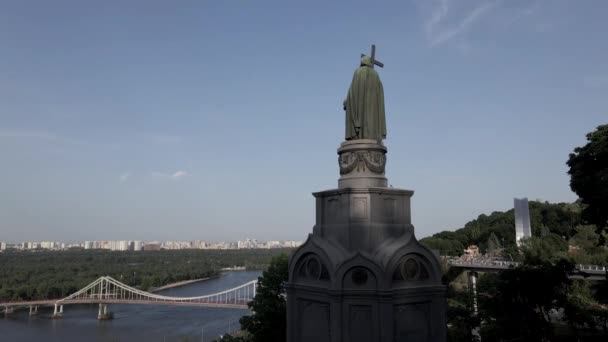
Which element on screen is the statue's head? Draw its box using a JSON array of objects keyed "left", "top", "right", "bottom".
[{"left": 360, "top": 56, "right": 373, "bottom": 67}]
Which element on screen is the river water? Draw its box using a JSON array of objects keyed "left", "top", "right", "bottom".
[{"left": 0, "top": 271, "right": 261, "bottom": 342}]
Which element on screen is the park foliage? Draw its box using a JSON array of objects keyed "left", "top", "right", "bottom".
[{"left": 0, "top": 248, "right": 292, "bottom": 302}]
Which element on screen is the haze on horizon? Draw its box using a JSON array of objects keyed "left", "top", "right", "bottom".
[{"left": 1, "top": 0, "right": 606, "bottom": 243}]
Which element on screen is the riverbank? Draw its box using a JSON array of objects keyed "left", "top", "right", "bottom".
[
  {"left": 149, "top": 277, "right": 213, "bottom": 292},
  {"left": 0, "top": 271, "right": 262, "bottom": 342}
]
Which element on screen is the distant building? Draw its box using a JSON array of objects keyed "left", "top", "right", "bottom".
[
  {"left": 133, "top": 241, "right": 143, "bottom": 251},
  {"left": 238, "top": 238, "right": 258, "bottom": 249},
  {"left": 514, "top": 197, "right": 532, "bottom": 246},
  {"left": 463, "top": 245, "right": 480, "bottom": 259},
  {"left": 266, "top": 240, "right": 281, "bottom": 248},
  {"left": 0, "top": 241, "right": 6, "bottom": 251},
  {"left": 191, "top": 240, "right": 206, "bottom": 249},
  {"left": 118, "top": 240, "right": 130, "bottom": 251},
  {"left": 283, "top": 240, "right": 303, "bottom": 248},
  {"left": 40, "top": 241, "right": 56, "bottom": 249},
  {"left": 143, "top": 243, "right": 161, "bottom": 251}
]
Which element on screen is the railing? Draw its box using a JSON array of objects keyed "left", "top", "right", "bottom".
[
  {"left": 578, "top": 264, "right": 607, "bottom": 272},
  {"left": 447, "top": 257, "right": 607, "bottom": 276}
]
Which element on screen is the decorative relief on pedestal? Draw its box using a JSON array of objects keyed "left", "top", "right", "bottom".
[
  {"left": 296, "top": 254, "right": 331, "bottom": 282},
  {"left": 352, "top": 197, "right": 368, "bottom": 219},
  {"left": 343, "top": 266, "right": 377, "bottom": 290},
  {"left": 339, "top": 150, "right": 386, "bottom": 175},
  {"left": 392, "top": 255, "right": 430, "bottom": 282},
  {"left": 351, "top": 268, "right": 369, "bottom": 286}
]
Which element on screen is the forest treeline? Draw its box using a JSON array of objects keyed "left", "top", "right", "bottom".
[{"left": 0, "top": 248, "right": 293, "bottom": 301}]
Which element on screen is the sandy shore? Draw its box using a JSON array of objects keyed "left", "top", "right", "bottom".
[{"left": 149, "top": 277, "right": 212, "bottom": 293}]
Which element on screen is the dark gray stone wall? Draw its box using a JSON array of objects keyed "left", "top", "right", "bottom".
[{"left": 287, "top": 187, "right": 446, "bottom": 342}]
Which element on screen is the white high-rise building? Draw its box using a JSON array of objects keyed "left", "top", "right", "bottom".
[
  {"left": 0, "top": 241, "right": 6, "bottom": 251},
  {"left": 514, "top": 197, "right": 532, "bottom": 246},
  {"left": 133, "top": 241, "right": 143, "bottom": 251},
  {"left": 40, "top": 241, "right": 56, "bottom": 249},
  {"left": 119, "top": 240, "right": 130, "bottom": 251}
]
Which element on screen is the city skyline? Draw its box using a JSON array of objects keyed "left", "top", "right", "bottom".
[
  {"left": 2, "top": 1, "right": 606, "bottom": 242},
  {"left": 0, "top": 237, "right": 303, "bottom": 250}
]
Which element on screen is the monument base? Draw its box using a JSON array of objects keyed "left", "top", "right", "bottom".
[{"left": 287, "top": 185, "right": 447, "bottom": 342}]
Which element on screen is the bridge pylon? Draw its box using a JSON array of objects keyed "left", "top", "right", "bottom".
[
  {"left": 51, "top": 304, "right": 63, "bottom": 319},
  {"left": 3, "top": 305, "right": 14, "bottom": 316},
  {"left": 98, "top": 303, "right": 113, "bottom": 320}
]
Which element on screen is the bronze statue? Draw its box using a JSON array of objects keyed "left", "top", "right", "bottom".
[{"left": 343, "top": 45, "right": 387, "bottom": 141}]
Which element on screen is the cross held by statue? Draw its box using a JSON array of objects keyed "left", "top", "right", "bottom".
[{"left": 361, "top": 44, "right": 384, "bottom": 68}]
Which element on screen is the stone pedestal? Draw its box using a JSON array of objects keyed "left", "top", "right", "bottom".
[
  {"left": 338, "top": 139, "right": 387, "bottom": 189},
  {"left": 286, "top": 141, "right": 446, "bottom": 342}
]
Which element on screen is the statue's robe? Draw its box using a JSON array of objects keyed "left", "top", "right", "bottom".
[{"left": 344, "top": 65, "right": 386, "bottom": 140}]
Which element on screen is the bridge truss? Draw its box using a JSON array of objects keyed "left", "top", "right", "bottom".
[
  {"left": 60, "top": 276, "right": 256, "bottom": 308},
  {"left": 2, "top": 276, "right": 257, "bottom": 318}
]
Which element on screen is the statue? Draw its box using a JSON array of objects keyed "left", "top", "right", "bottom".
[
  {"left": 287, "top": 44, "right": 447, "bottom": 342},
  {"left": 343, "top": 45, "right": 387, "bottom": 141}
]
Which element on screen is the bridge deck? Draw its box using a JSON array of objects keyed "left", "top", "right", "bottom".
[
  {"left": 1, "top": 299, "right": 249, "bottom": 309},
  {"left": 1, "top": 276, "right": 257, "bottom": 311}
]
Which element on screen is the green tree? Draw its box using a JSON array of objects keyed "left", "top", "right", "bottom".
[
  {"left": 240, "top": 254, "right": 288, "bottom": 342},
  {"left": 486, "top": 232, "right": 502, "bottom": 256},
  {"left": 521, "top": 234, "right": 568, "bottom": 264},
  {"left": 420, "top": 237, "right": 464, "bottom": 256},
  {"left": 567, "top": 124, "right": 608, "bottom": 244},
  {"left": 478, "top": 260, "right": 575, "bottom": 341},
  {"left": 570, "top": 225, "right": 600, "bottom": 250}
]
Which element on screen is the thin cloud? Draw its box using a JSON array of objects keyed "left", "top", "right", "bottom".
[
  {"left": 170, "top": 171, "right": 189, "bottom": 180},
  {"left": 150, "top": 170, "right": 190, "bottom": 180},
  {"left": 425, "top": 0, "right": 501, "bottom": 47},
  {"left": 119, "top": 172, "right": 131, "bottom": 182}
]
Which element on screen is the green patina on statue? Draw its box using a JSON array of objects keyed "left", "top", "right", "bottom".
[{"left": 343, "top": 45, "right": 387, "bottom": 141}]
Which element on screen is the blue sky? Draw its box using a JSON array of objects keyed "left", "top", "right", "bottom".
[{"left": 1, "top": 0, "right": 606, "bottom": 243}]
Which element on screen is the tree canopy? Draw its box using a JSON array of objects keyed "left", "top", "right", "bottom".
[
  {"left": 239, "top": 254, "right": 288, "bottom": 342},
  {"left": 567, "top": 124, "right": 608, "bottom": 244}
]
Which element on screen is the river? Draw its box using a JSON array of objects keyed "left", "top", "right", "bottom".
[{"left": 0, "top": 271, "right": 261, "bottom": 342}]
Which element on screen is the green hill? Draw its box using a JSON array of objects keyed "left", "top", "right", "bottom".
[{"left": 420, "top": 201, "right": 607, "bottom": 264}]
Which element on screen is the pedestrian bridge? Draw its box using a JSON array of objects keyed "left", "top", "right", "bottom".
[
  {"left": 447, "top": 258, "right": 607, "bottom": 280},
  {"left": 1, "top": 276, "right": 257, "bottom": 319}
]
